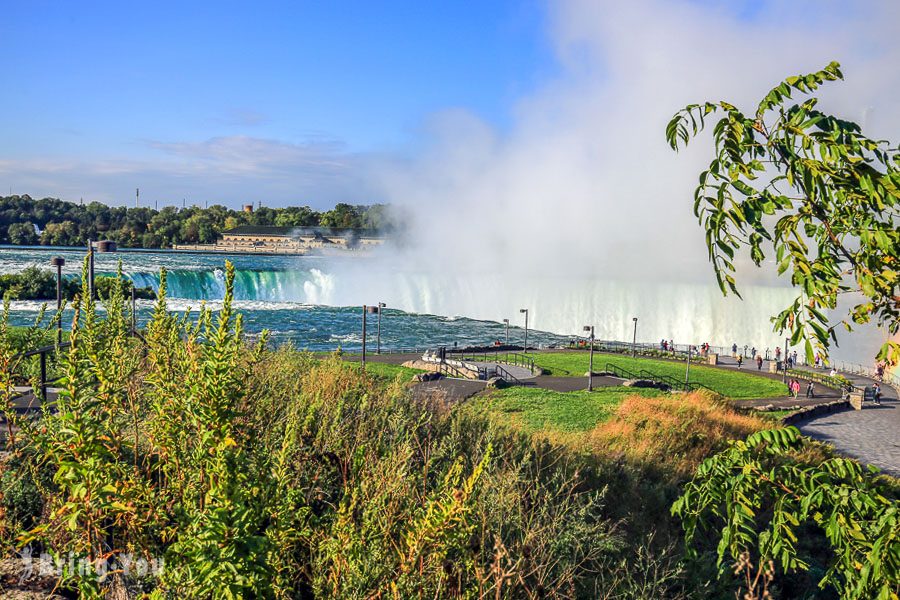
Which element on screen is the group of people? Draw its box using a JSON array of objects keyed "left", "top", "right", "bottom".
[{"left": 787, "top": 378, "right": 816, "bottom": 399}]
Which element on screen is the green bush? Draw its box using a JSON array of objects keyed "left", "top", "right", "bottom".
[{"left": 0, "top": 266, "right": 80, "bottom": 300}]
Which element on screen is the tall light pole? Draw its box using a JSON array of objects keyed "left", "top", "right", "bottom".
[
  {"left": 372, "top": 303, "right": 386, "bottom": 354},
  {"left": 631, "top": 317, "right": 638, "bottom": 359},
  {"left": 361, "top": 305, "right": 368, "bottom": 370},
  {"left": 685, "top": 344, "right": 692, "bottom": 388},
  {"left": 783, "top": 336, "right": 789, "bottom": 383},
  {"left": 86, "top": 240, "right": 117, "bottom": 300},
  {"left": 519, "top": 308, "right": 529, "bottom": 353},
  {"left": 583, "top": 325, "right": 594, "bottom": 391},
  {"left": 50, "top": 256, "right": 65, "bottom": 345},
  {"left": 503, "top": 319, "right": 509, "bottom": 346}
]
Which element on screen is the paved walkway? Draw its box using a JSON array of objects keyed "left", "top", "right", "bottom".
[{"left": 788, "top": 370, "right": 899, "bottom": 477}]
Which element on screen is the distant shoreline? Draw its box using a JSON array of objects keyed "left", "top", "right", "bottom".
[{"left": 0, "top": 244, "right": 376, "bottom": 258}]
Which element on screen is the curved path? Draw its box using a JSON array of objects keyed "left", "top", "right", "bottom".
[
  {"left": 713, "top": 354, "right": 899, "bottom": 476},
  {"left": 791, "top": 372, "right": 899, "bottom": 477}
]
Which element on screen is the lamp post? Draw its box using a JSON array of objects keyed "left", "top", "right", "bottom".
[
  {"left": 50, "top": 256, "right": 65, "bottom": 345},
  {"left": 366, "top": 303, "right": 385, "bottom": 354},
  {"left": 631, "top": 317, "right": 638, "bottom": 359},
  {"left": 361, "top": 305, "right": 368, "bottom": 370},
  {"left": 519, "top": 308, "right": 529, "bottom": 353},
  {"left": 783, "top": 336, "right": 789, "bottom": 384},
  {"left": 376, "top": 302, "right": 385, "bottom": 354},
  {"left": 86, "top": 239, "right": 118, "bottom": 300},
  {"left": 502, "top": 319, "right": 509, "bottom": 346},
  {"left": 685, "top": 344, "right": 692, "bottom": 388},
  {"left": 583, "top": 325, "right": 594, "bottom": 391}
]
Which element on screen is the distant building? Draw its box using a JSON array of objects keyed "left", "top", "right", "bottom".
[
  {"left": 174, "top": 225, "right": 385, "bottom": 254},
  {"left": 243, "top": 204, "right": 254, "bottom": 213}
]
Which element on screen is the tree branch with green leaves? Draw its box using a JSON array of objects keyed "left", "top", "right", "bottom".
[{"left": 667, "top": 61, "right": 900, "bottom": 365}]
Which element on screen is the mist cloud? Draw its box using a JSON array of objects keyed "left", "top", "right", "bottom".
[{"left": 352, "top": 0, "right": 899, "bottom": 349}]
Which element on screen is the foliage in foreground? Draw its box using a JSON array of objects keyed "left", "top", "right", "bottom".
[
  {"left": 667, "top": 61, "right": 899, "bottom": 365},
  {"left": 0, "top": 263, "right": 684, "bottom": 598},
  {"left": 673, "top": 426, "right": 899, "bottom": 599}
]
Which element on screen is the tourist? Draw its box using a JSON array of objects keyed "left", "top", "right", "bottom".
[
  {"left": 737, "top": 355, "right": 743, "bottom": 369},
  {"left": 806, "top": 381, "right": 814, "bottom": 398},
  {"left": 787, "top": 355, "right": 793, "bottom": 370},
  {"left": 751, "top": 347, "right": 756, "bottom": 359},
  {"left": 793, "top": 379, "right": 801, "bottom": 398},
  {"left": 765, "top": 347, "right": 770, "bottom": 361},
  {"left": 876, "top": 363, "right": 885, "bottom": 382},
  {"left": 756, "top": 355, "right": 763, "bottom": 370},
  {"left": 775, "top": 347, "right": 781, "bottom": 361},
  {"left": 873, "top": 383, "right": 882, "bottom": 406},
  {"left": 732, "top": 343, "right": 738, "bottom": 357},
  {"left": 792, "top": 351, "right": 798, "bottom": 366},
  {"left": 830, "top": 367, "right": 838, "bottom": 378}
]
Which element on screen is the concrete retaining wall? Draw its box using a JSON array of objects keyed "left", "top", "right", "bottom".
[{"left": 782, "top": 400, "right": 851, "bottom": 426}]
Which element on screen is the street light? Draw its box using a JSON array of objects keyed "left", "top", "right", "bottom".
[
  {"left": 583, "top": 325, "right": 594, "bottom": 391},
  {"left": 685, "top": 344, "right": 692, "bottom": 387},
  {"left": 519, "top": 309, "right": 529, "bottom": 353},
  {"left": 502, "top": 319, "right": 509, "bottom": 346},
  {"left": 361, "top": 305, "right": 369, "bottom": 369},
  {"left": 86, "top": 239, "right": 117, "bottom": 300},
  {"left": 631, "top": 317, "right": 638, "bottom": 359},
  {"left": 367, "top": 303, "right": 386, "bottom": 354},
  {"left": 783, "top": 336, "right": 789, "bottom": 384},
  {"left": 50, "top": 256, "right": 65, "bottom": 345}
]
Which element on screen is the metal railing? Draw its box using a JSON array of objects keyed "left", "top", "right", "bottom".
[
  {"left": 603, "top": 362, "right": 717, "bottom": 394},
  {"left": 445, "top": 350, "right": 536, "bottom": 375},
  {"left": 438, "top": 361, "right": 468, "bottom": 380},
  {"left": 495, "top": 364, "right": 524, "bottom": 386}
]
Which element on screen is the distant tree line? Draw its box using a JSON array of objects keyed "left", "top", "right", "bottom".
[{"left": 0, "top": 195, "right": 391, "bottom": 248}]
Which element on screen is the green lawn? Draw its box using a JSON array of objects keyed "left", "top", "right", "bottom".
[
  {"left": 466, "top": 386, "right": 664, "bottom": 434},
  {"left": 531, "top": 351, "right": 787, "bottom": 399}
]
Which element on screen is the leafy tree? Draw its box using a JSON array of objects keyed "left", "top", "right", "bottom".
[
  {"left": 6, "top": 222, "right": 38, "bottom": 245},
  {"left": 40, "top": 220, "right": 80, "bottom": 246},
  {"left": 673, "top": 427, "right": 899, "bottom": 599},
  {"left": 666, "top": 61, "right": 899, "bottom": 365}
]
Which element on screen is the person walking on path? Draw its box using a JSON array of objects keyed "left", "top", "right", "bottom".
[
  {"left": 806, "top": 381, "right": 815, "bottom": 398},
  {"left": 873, "top": 383, "right": 882, "bottom": 406},
  {"left": 737, "top": 355, "right": 743, "bottom": 369},
  {"left": 732, "top": 343, "right": 738, "bottom": 358},
  {"left": 756, "top": 355, "right": 763, "bottom": 370}
]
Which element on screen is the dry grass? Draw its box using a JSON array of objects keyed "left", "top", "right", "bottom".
[{"left": 585, "top": 391, "right": 770, "bottom": 476}]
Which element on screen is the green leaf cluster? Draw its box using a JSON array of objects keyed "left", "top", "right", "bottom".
[
  {"left": 673, "top": 427, "right": 899, "bottom": 599},
  {"left": 667, "top": 61, "right": 900, "bottom": 365}
]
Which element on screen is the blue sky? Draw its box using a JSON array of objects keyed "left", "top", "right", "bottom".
[
  {"left": 2, "top": 1, "right": 551, "bottom": 178},
  {"left": 0, "top": 1, "right": 896, "bottom": 209}
]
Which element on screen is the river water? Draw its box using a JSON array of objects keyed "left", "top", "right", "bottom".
[
  {"left": 0, "top": 245, "right": 887, "bottom": 362},
  {"left": 0, "top": 246, "right": 570, "bottom": 351}
]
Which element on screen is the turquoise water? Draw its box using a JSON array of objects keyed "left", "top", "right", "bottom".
[{"left": 0, "top": 246, "right": 568, "bottom": 351}]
